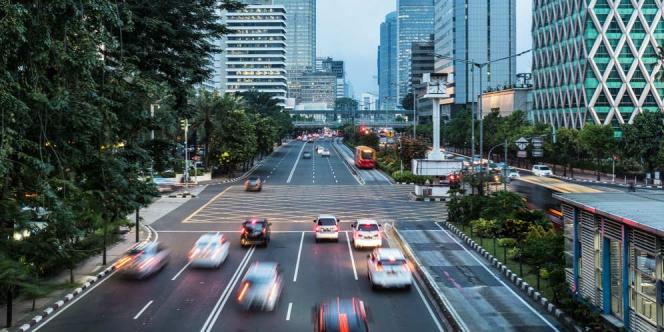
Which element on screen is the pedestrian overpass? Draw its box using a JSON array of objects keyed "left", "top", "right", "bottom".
[{"left": 290, "top": 109, "right": 413, "bottom": 129}]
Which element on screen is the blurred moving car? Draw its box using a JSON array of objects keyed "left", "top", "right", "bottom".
[
  {"left": 241, "top": 218, "right": 271, "bottom": 247},
  {"left": 314, "top": 214, "right": 340, "bottom": 242},
  {"left": 303, "top": 151, "right": 312, "bottom": 159},
  {"left": 507, "top": 168, "right": 520, "bottom": 179},
  {"left": 314, "top": 298, "right": 369, "bottom": 332},
  {"left": 366, "top": 248, "right": 412, "bottom": 290},
  {"left": 116, "top": 242, "right": 170, "bottom": 279},
  {"left": 351, "top": 219, "right": 381, "bottom": 249},
  {"left": 189, "top": 233, "right": 230, "bottom": 268},
  {"left": 532, "top": 164, "right": 553, "bottom": 177},
  {"left": 244, "top": 176, "right": 263, "bottom": 192},
  {"left": 320, "top": 149, "right": 330, "bottom": 157},
  {"left": 237, "top": 262, "right": 283, "bottom": 311}
]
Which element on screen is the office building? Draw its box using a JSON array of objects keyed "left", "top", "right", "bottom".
[
  {"left": 361, "top": 92, "right": 378, "bottom": 111},
  {"left": 532, "top": 0, "right": 664, "bottom": 130},
  {"left": 290, "top": 71, "right": 337, "bottom": 109},
  {"left": 317, "top": 56, "right": 346, "bottom": 99},
  {"left": 411, "top": 39, "right": 435, "bottom": 118},
  {"left": 273, "top": 0, "right": 316, "bottom": 95},
  {"left": 378, "top": 11, "right": 398, "bottom": 110},
  {"left": 397, "top": 0, "right": 435, "bottom": 104},
  {"left": 204, "top": 0, "right": 287, "bottom": 102},
  {"left": 434, "top": 0, "right": 516, "bottom": 117},
  {"left": 480, "top": 73, "right": 532, "bottom": 117},
  {"left": 557, "top": 192, "right": 664, "bottom": 331}
]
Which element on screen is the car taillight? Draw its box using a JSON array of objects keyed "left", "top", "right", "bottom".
[
  {"left": 375, "top": 262, "right": 382, "bottom": 272},
  {"left": 241, "top": 228, "right": 246, "bottom": 234},
  {"left": 189, "top": 249, "right": 199, "bottom": 259},
  {"left": 262, "top": 228, "right": 266, "bottom": 234},
  {"left": 238, "top": 282, "right": 250, "bottom": 301},
  {"left": 115, "top": 256, "right": 133, "bottom": 269},
  {"left": 335, "top": 225, "right": 340, "bottom": 232},
  {"left": 315, "top": 226, "right": 320, "bottom": 232},
  {"left": 402, "top": 264, "right": 410, "bottom": 272}
]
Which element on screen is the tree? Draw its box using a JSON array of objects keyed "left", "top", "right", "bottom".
[
  {"left": 399, "top": 136, "right": 429, "bottom": 166},
  {"left": 191, "top": 90, "right": 223, "bottom": 167},
  {"left": 520, "top": 225, "right": 564, "bottom": 290},
  {"left": 443, "top": 109, "right": 473, "bottom": 150},
  {"left": 554, "top": 127, "right": 582, "bottom": 177},
  {"left": 401, "top": 92, "right": 414, "bottom": 111},
  {"left": 621, "top": 111, "right": 664, "bottom": 175},
  {"left": 335, "top": 97, "right": 359, "bottom": 111},
  {"left": 0, "top": 256, "right": 33, "bottom": 327},
  {"left": 580, "top": 124, "right": 616, "bottom": 181}
]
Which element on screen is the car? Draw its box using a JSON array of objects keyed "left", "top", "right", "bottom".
[
  {"left": 303, "top": 151, "right": 312, "bottom": 159},
  {"left": 320, "top": 149, "right": 330, "bottom": 157},
  {"left": 115, "top": 242, "right": 170, "bottom": 279},
  {"left": 307, "top": 138, "right": 314, "bottom": 143},
  {"left": 366, "top": 248, "right": 412, "bottom": 290},
  {"left": 507, "top": 168, "right": 520, "bottom": 179},
  {"left": 188, "top": 233, "right": 230, "bottom": 268},
  {"left": 532, "top": 164, "right": 553, "bottom": 177},
  {"left": 351, "top": 219, "right": 381, "bottom": 249},
  {"left": 314, "top": 214, "right": 340, "bottom": 242},
  {"left": 244, "top": 176, "right": 263, "bottom": 191},
  {"left": 241, "top": 218, "right": 271, "bottom": 247},
  {"left": 314, "top": 298, "right": 369, "bottom": 332},
  {"left": 237, "top": 262, "right": 283, "bottom": 311}
]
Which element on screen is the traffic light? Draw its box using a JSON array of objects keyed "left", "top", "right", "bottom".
[{"left": 180, "top": 119, "right": 188, "bottom": 130}]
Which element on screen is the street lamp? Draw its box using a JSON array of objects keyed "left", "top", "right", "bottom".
[{"left": 434, "top": 49, "right": 532, "bottom": 194}]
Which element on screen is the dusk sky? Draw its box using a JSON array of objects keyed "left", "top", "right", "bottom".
[{"left": 317, "top": 0, "right": 533, "bottom": 98}]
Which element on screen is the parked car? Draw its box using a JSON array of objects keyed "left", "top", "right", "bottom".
[{"left": 532, "top": 164, "right": 553, "bottom": 177}]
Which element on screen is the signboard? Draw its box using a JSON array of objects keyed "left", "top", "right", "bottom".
[
  {"left": 532, "top": 136, "right": 544, "bottom": 158},
  {"left": 517, "top": 151, "right": 527, "bottom": 158},
  {"left": 532, "top": 150, "right": 543, "bottom": 158},
  {"left": 515, "top": 137, "right": 529, "bottom": 151}
]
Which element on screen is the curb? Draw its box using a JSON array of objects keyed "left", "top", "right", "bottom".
[
  {"left": 17, "top": 266, "right": 116, "bottom": 331},
  {"left": 440, "top": 221, "right": 583, "bottom": 331},
  {"left": 407, "top": 192, "right": 450, "bottom": 202},
  {"left": 386, "top": 224, "right": 467, "bottom": 332}
]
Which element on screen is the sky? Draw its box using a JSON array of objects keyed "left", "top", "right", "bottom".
[{"left": 317, "top": 0, "right": 533, "bottom": 98}]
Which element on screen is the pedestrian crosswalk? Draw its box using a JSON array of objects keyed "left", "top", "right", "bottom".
[{"left": 185, "top": 184, "right": 448, "bottom": 224}]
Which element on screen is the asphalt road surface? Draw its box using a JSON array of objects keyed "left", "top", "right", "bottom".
[{"left": 35, "top": 139, "right": 448, "bottom": 332}]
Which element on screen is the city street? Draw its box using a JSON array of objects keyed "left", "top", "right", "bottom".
[{"left": 34, "top": 140, "right": 447, "bottom": 332}]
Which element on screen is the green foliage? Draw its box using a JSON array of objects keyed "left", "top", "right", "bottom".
[
  {"left": 334, "top": 97, "right": 358, "bottom": 111},
  {"left": 580, "top": 124, "right": 617, "bottom": 180},
  {"left": 621, "top": 111, "right": 664, "bottom": 173},
  {"left": 399, "top": 136, "right": 429, "bottom": 166},
  {"left": 391, "top": 171, "right": 432, "bottom": 185},
  {"left": 401, "top": 92, "right": 414, "bottom": 111},
  {"left": 497, "top": 238, "right": 517, "bottom": 248},
  {"left": 470, "top": 218, "right": 500, "bottom": 238}
]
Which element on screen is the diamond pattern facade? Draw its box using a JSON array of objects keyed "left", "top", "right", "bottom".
[{"left": 532, "top": 0, "right": 664, "bottom": 129}]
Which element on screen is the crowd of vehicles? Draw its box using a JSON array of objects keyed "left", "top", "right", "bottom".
[{"left": 354, "top": 146, "right": 376, "bottom": 169}]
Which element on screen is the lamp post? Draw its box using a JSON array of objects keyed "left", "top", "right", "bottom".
[{"left": 434, "top": 49, "right": 532, "bottom": 195}]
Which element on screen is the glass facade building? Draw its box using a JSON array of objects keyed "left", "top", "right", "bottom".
[
  {"left": 532, "top": 0, "right": 664, "bottom": 129},
  {"left": 378, "top": 11, "right": 398, "bottom": 110},
  {"left": 397, "top": 0, "right": 435, "bottom": 104},
  {"left": 205, "top": 1, "right": 288, "bottom": 102},
  {"left": 434, "top": 0, "right": 516, "bottom": 108}
]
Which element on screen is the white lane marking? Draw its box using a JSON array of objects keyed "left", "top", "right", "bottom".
[
  {"left": 293, "top": 232, "right": 305, "bottom": 282},
  {"left": 133, "top": 300, "right": 154, "bottom": 320},
  {"left": 171, "top": 261, "right": 192, "bottom": 281},
  {"left": 434, "top": 223, "right": 559, "bottom": 331},
  {"left": 286, "top": 302, "right": 293, "bottom": 321},
  {"left": 200, "top": 247, "right": 255, "bottom": 332},
  {"left": 345, "top": 232, "right": 358, "bottom": 280},
  {"left": 287, "top": 143, "right": 307, "bottom": 183},
  {"left": 183, "top": 186, "right": 233, "bottom": 223},
  {"left": 413, "top": 280, "right": 445, "bottom": 332},
  {"left": 333, "top": 141, "right": 364, "bottom": 185},
  {"left": 33, "top": 270, "right": 119, "bottom": 331}
]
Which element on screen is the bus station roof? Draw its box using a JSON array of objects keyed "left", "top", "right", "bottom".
[{"left": 554, "top": 192, "right": 664, "bottom": 236}]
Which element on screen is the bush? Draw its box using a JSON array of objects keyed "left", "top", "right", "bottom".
[
  {"left": 391, "top": 170, "right": 432, "bottom": 184},
  {"left": 497, "top": 238, "right": 517, "bottom": 248}
]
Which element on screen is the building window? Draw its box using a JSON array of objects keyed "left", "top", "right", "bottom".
[
  {"left": 564, "top": 218, "right": 574, "bottom": 272},
  {"left": 631, "top": 249, "right": 656, "bottom": 324}
]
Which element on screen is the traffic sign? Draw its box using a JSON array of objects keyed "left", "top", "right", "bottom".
[
  {"left": 517, "top": 151, "right": 527, "bottom": 158},
  {"left": 515, "top": 137, "right": 529, "bottom": 151}
]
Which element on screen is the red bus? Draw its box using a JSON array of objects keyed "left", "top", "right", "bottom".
[{"left": 354, "top": 146, "right": 376, "bottom": 169}]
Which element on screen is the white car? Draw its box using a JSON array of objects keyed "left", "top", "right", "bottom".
[
  {"left": 367, "top": 248, "right": 412, "bottom": 290},
  {"left": 320, "top": 149, "right": 330, "bottom": 157},
  {"left": 532, "top": 164, "right": 553, "bottom": 177},
  {"left": 507, "top": 168, "right": 520, "bottom": 179},
  {"left": 189, "top": 233, "right": 230, "bottom": 268},
  {"left": 314, "top": 214, "right": 339, "bottom": 242},
  {"left": 237, "top": 262, "right": 283, "bottom": 311},
  {"left": 352, "top": 219, "right": 382, "bottom": 249}
]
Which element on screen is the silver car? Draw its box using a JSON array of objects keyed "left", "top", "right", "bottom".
[
  {"left": 189, "top": 233, "right": 230, "bottom": 268},
  {"left": 367, "top": 248, "right": 412, "bottom": 290},
  {"left": 237, "top": 262, "right": 283, "bottom": 311},
  {"left": 116, "top": 242, "right": 170, "bottom": 279}
]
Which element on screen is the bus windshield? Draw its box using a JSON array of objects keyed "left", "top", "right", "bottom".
[{"left": 361, "top": 150, "right": 373, "bottom": 160}]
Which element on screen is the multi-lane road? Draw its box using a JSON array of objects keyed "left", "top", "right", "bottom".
[{"left": 35, "top": 139, "right": 449, "bottom": 332}]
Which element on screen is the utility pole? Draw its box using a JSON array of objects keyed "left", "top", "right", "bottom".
[
  {"left": 182, "top": 119, "right": 190, "bottom": 195},
  {"left": 412, "top": 90, "right": 417, "bottom": 138},
  {"left": 504, "top": 139, "right": 508, "bottom": 191},
  {"left": 470, "top": 64, "right": 476, "bottom": 163}
]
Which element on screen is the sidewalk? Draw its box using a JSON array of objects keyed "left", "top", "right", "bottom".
[{"left": 0, "top": 185, "right": 208, "bottom": 330}]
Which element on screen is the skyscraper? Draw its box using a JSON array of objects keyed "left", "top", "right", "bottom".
[
  {"left": 532, "top": 0, "right": 664, "bottom": 130},
  {"left": 378, "top": 11, "right": 398, "bottom": 110},
  {"left": 204, "top": 0, "right": 287, "bottom": 102},
  {"left": 434, "top": 0, "right": 516, "bottom": 116},
  {"left": 397, "top": 0, "right": 435, "bottom": 105},
  {"left": 273, "top": 0, "right": 316, "bottom": 95}
]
